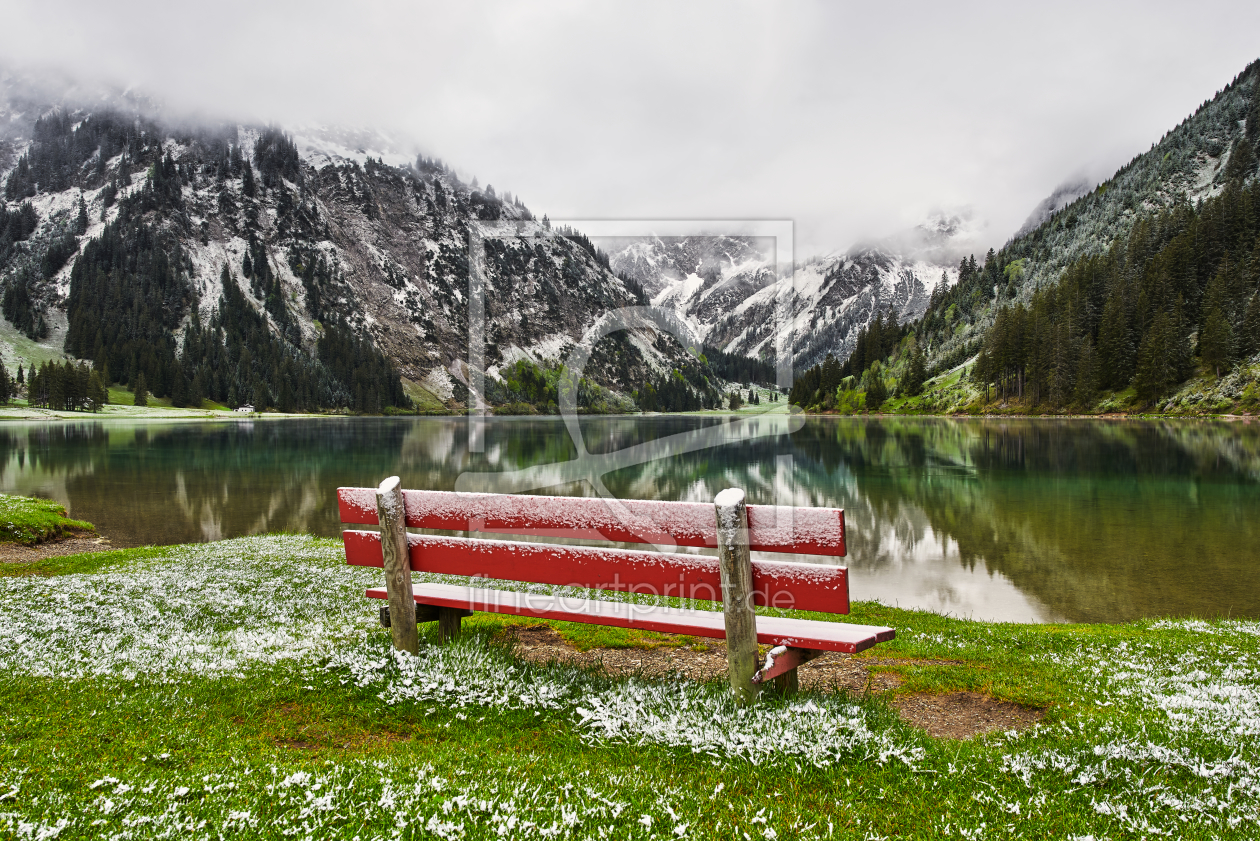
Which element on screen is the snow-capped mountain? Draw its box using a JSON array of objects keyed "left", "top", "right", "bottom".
[
  {"left": 602, "top": 215, "right": 973, "bottom": 370},
  {"left": 598, "top": 234, "right": 770, "bottom": 299},
  {"left": 0, "top": 68, "right": 706, "bottom": 410}
]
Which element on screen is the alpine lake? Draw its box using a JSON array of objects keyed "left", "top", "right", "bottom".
[{"left": 3, "top": 412, "right": 1258, "bottom": 624}]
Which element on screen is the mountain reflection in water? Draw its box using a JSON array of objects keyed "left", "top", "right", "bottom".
[{"left": 2, "top": 415, "right": 1257, "bottom": 624}]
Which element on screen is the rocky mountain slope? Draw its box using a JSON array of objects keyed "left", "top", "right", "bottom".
[
  {"left": 603, "top": 216, "right": 971, "bottom": 372},
  {"left": 919, "top": 59, "right": 1260, "bottom": 379},
  {"left": 0, "top": 71, "right": 741, "bottom": 411},
  {"left": 793, "top": 59, "right": 1260, "bottom": 418}
]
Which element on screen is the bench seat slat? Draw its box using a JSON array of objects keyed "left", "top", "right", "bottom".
[
  {"left": 366, "top": 583, "right": 894, "bottom": 654},
  {"left": 344, "top": 530, "right": 850, "bottom": 615},
  {"left": 338, "top": 488, "right": 846, "bottom": 556}
]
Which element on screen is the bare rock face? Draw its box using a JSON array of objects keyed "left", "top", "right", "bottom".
[{"left": 604, "top": 232, "right": 960, "bottom": 371}]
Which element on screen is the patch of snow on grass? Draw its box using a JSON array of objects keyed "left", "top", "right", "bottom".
[
  {"left": 0, "top": 533, "right": 915, "bottom": 768},
  {"left": 1000, "top": 632, "right": 1260, "bottom": 834},
  {"left": 0, "top": 759, "right": 828, "bottom": 841},
  {"left": 0, "top": 535, "right": 376, "bottom": 680},
  {"left": 329, "top": 634, "right": 921, "bottom": 769}
]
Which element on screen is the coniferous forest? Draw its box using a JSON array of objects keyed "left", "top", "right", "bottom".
[
  {"left": 966, "top": 175, "right": 1260, "bottom": 408},
  {"left": 788, "top": 308, "right": 912, "bottom": 408},
  {"left": 0, "top": 98, "right": 727, "bottom": 414},
  {"left": 793, "top": 59, "right": 1260, "bottom": 413},
  {"left": 3, "top": 107, "right": 410, "bottom": 412},
  {"left": 701, "top": 344, "right": 775, "bottom": 386}
]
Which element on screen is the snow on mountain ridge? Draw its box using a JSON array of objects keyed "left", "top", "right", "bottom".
[
  {"left": 0, "top": 80, "right": 701, "bottom": 408},
  {"left": 289, "top": 125, "right": 420, "bottom": 171},
  {"left": 607, "top": 225, "right": 959, "bottom": 370},
  {"left": 1014, "top": 178, "right": 1093, "bottom": 238}
]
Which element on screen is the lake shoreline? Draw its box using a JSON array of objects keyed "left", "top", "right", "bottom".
[
  {"left": 2, "top": 415, "right": 1255, "bottom": 623},
  {"left": 3, "top": 402, "right": 1259, "bottom": 423},
  {"left": 800, "top": 409, "right": 1260, "bottom": 421}
]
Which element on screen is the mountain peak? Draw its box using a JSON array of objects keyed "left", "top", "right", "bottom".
[{"left": 1014, "top": 177, "right": 1093, "bottom": 238}]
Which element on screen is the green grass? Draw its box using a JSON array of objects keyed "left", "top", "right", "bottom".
[
  {"left": 0, "top": 493, "right": 95, "bottom": 545},
  {"left": 0, "top": 535, "right": 1257, "bottom": 839},
  {"left": 0, "top": 319, "right": 69, "bottom": 374},
  {"left": 105, "top": 385, "right": 175, "bottom": 408},
  {"left": 401, "top": 377, "right": 453, "bottom": 414},
  {"left": 101, "top": 385, "right": 233, "bottom": 411}
]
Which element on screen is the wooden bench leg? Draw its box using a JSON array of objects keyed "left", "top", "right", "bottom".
[
  {"left": 438, "top": 607, "right": 464, "bottom": 643},
  {"left": 773, "top": 668, "right": 799, "bottom": 696},
  {"left": 376, "top": 476, "right": 418, "bottom": 655},
  {"left": 715, "top": 488, "right": 759, "bottom": 705},
  {"left": 754, "top": 647, "right": 822, "bottom": 697}
]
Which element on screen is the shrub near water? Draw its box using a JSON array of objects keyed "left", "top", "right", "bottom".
[{"left": 0, "top": 493, "right": 94, "bottom": 545}]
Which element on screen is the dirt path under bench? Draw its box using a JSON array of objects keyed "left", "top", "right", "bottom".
[{"left": 506, "top": 624, "right": 1044, "bottom": 739}]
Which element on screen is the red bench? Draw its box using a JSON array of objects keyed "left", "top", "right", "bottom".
[{"left": 338, "top": 478, "right": 894, "bottom": 699}]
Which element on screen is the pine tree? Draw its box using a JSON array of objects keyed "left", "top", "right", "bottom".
[
  {"left": 865, "top": 365, "right": 887, "bottom": 411},
  {"left": 1243, "top": 293, "right": 1260, "bottom": 358},
  {"left": 1199, "top": 303, "right": 1235, "bottom": 376},
  {"left": 190, "top": 370, "right": 205, "bottom": 409},
  {"left": 1199, "top": 270, "right": 1237, "bottom": 376},
  {"left": 71, "top": 363, "right": 90, "bottom": 410},
  {"left": 25, "top": 366, "right": 38, "bottom": 407},
  {"left": 1048, "top": 324, "right": 1074, "bottom": 408},
  {"left": 1097, "top": 292, "right": 1132, "bottom": 390},
  {"left": 1073, "top": 338, "right": 1099, "bottom": 407},
  {"left": 16, "top": 363, "right": 23, "bottom": 386},
  {"left": 48, "top": 362, "right": 66, "bottom": 410},
  {"left": 252, "top": 377, "right": 269, "bottom": 412},
  {"left": 170, "top": 369, "right": 189, "bottom": 407},
  {"left": 1134, "top": 312, "right": 1177, "bottom": 404},
  {"left": 1225, "top": 136, "right": 1256, "bottom": 182},
  {"left": 820, "top": 353, "right": 842, "bottom": 395},
  {"left": 904, "top": 338, "right": 926, "bottom": 396},
  {"left": 88, "top": 369, "right": 108, "bottom": 411},
  {"left": 133, "top": 372, "right": 149, "bottom": 407},
  {"left": 1247, "top": 70, "right": 1260, "bottom": 144}
]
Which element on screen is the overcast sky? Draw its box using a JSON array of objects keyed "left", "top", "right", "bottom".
[{"left": 3, "top": 1, "right": 1259, "bottom": 257}]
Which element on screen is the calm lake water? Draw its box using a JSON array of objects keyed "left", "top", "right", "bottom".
[{"left": 3, "top": 414, "right": 1258, "bottom": 624}]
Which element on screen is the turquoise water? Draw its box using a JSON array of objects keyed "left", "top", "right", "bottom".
[{"left": 3, "top": 414, "right": 1258, "bottom": 623}]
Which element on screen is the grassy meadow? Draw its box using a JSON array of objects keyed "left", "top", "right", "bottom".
[{"left": 0, "top": 530, "right": 1256, "bottom": 839}]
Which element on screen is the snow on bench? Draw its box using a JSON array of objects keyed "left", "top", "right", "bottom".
[{"left": 338, "top": 478, "right": 894, "bottom": 700}]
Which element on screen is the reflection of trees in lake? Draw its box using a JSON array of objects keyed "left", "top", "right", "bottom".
[
  {"left": 3, "top": 421, "right": 414, "bottom": 546},
  {"left": 398, "top": 417, "right": 1260, "bottom": 622},
  {"left": 74, "top": 421, "right": 416, "bottom": 546},
  {"left": 784, "top": 418, "right": 1260, "bottom": 622},
  {"left": 3, "top": 415, "right": 1257, "bottom": 621}
]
